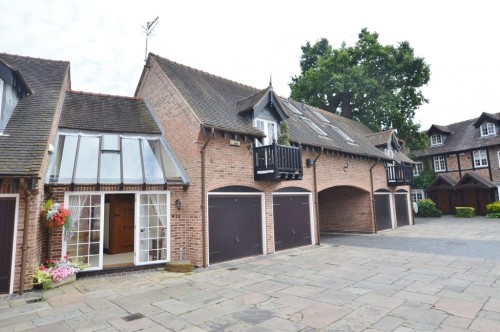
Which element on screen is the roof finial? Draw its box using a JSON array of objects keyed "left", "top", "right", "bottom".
[{"left": 269, "top": 75, "right": 272, "bottom": 87}]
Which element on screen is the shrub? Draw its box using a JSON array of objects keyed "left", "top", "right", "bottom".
[
  {"left": 486, "top": 213, "right": 500, "bottom": 218},
  {"left": 417, "top": 198, "right": 442, "bottom": 217},
  {"left": 486, "top": 201, "right": 500, "bottom": 214},
  {"left": 455, "top": 207, "right": 475, "bottom": 218}
]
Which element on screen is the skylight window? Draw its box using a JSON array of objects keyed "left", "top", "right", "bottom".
[
  {"left": 302, "top": 117, "right": 327, "bottom": 136},
  {"left": 312, "top": 110, "right": 331, "bottom": 124},
  {"left": 281, "top": 100, "right": 303, "bottom": 115},
  {"left": 330, "top": 125, "right": 355, "bottom": 143}
]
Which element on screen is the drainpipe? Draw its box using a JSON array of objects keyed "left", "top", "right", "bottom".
[
  {"left": 201, "top": 127, "right": 214, "bottom": 268},
  {"left": 18, "top": 178, "right": 33, "bottom": 295},
  {"left": 369, "top": 158, "right": 381, "bottom": 234},
  {"left": 313, "top": 147, "right": 323, "bottom": 245}
]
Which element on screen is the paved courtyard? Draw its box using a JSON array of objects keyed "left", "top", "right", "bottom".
[{"left": 2, "top": 216, "right": 500, "bottom": 331}]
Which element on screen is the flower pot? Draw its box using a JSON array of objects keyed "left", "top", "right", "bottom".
[{"left": 45, "top": 219, "right": 64, "bottom": 229}]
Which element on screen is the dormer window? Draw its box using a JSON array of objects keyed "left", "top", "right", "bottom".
[
  {"left": 480, "top": 123, "right": 496, "bottom": 137},
  {"left": 430, "top": 134, "right": 443, "bottom": 146}
]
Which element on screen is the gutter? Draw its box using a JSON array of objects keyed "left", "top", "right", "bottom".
[
  {"left": 200, "top": 127, "right": 214, "bottom": 268},
  {"left": 369, "top": 158, "right": 381, "bottom": 234},
  {"left": 312, "top": 147, "right": 323, "bottom": 245}
]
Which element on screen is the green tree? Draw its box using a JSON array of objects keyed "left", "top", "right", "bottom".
[
  {"left": 290, "top": 29, "right": 430, "bottom": 150},
  {"left": 278, "top": 121, "right": 291, "bottom": 146}
]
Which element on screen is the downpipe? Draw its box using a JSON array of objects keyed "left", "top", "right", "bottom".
[{"left": 200, "top": 127, "right": 214, "bottom": 268}]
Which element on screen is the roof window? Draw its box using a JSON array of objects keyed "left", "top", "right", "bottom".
[
  {"left": 281, "top": 100, "right": 303, "bottom": 115},
  {"left": 329, "top": 125, "right": 355, "bottom": 143},
  {"left": 302, "top": 117, "right": 327, "bottom": 136},
  {"left": 312, "top": 110, "right": 330, "bottom": 124}
]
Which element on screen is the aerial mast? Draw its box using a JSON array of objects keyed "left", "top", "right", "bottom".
[{"left": 142, "top": 16, "right": 159, "bottom": 63}]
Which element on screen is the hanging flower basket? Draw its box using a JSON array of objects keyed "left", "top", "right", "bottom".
[{"left": 43, "top": 199, "right": 75, "bottom": 240}]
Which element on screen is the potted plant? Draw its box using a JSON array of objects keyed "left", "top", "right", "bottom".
[
  {"left": 33, "top": 256, "right": 86, "bottom": 290},
  {"left": 43, "top": 199, "right": 75, "bottom": 240}
]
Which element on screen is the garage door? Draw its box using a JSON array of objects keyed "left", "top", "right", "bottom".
[
  {"left": 0, "top": 197, "right": 16, "bottom": 294},
  {"left": 395, "top": 193, "right": 410, "bottom": 227},
  {"left": 273, "top": 195, "right": 311, "bottom": 251},
  {"left": 208, "top": 195, "right": 262, "bottom": 264},
  {"left": 374, "top": 194, "right": 392, "bottom": 231}
]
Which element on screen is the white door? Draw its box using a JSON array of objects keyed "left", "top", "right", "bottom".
[
  {"left": 255, "top": 119, "right": 277, "bottom": 147},
  {"left": 135, "top": 192, "right": 170, "bottom": 265},
  {"left": 65, "top": 193, "right": 104, "bottom": 270}
]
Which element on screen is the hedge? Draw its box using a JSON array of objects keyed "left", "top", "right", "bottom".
[
  {"left": 455, "top": 207, "right": 475, "bottom": 218},
  {"left": 417, "top": 198, "right": 442, "bottom": 217}
]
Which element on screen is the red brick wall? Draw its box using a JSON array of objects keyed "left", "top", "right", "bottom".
[{"left": 319, "top": 186, "right": 372, "bottom": 233}]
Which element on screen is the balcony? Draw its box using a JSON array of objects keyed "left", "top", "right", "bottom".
[
  {"left": 254, "top": 143, "right": 303, "bottom": 181},
  {"left": 386, "top": 164, "right": 414, "bottom": 186}
]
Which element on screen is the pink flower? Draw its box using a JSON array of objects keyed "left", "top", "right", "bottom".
[{"left": 39, "top": 265, "right": 45, "bottom": 271}]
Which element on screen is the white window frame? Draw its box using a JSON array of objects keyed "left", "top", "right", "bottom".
[
  {"left": 433, "top": 155, "right": 446, "bottom": 172},
  {"left": 312, "top": 110, "right": 331, "bottom": 124},
  {"left": 413, "top": 162, "right": 423, "bottom": 176},
  {"left": 473, "top": 149, "right": 488, "bottom": 168},
  {"left": 411, "top": 189, "right": 425, "bottom": 202},
  {"left": 281, "top": 100, "right": 302, "bottom": 115},
  {"left": 497, "top": 151, "right": 500, "bottom": 168},
  {"left": 254, "top": 118, "right": 278, "bottom": 146},
  {"left": 481, "top": 123, "right": 496, "bottom": 137},
  {"left": 430, "top": 134, "right": 443, "bottom": 146}
]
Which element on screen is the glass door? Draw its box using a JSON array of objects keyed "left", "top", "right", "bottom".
[
  {"left": 65, "top": 193, "right": 104, "bottom": 270},
  {"left": 135, "top": 192, "right": 170, "bottom": 265}
]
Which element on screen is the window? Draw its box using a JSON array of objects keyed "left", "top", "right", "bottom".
[
  {"left": 281, "top": 100, "right": 303, "bottom": 115},
  {"left": 430, "top": 134, "right": 443, "bottom": 146},
  {"left": 255, "top": 118, "right": 277, "bottom": 146},
  {"left": 330, "top": 125, "right": 355, "bottom": 143},
  {"left": 411, "top": 189, "right": 425, "bottom": 202},
  {"left": 433, "top": 155, "right": 446, "bottom": 172},
  {"left": 312, "top": 110, "right": 330, "bottom": 124},
  {"left": 413, "top": 162, "right": 423, "bottom": 176},
  {"left": 473, "top": 149, "right": 488, "bottom": 167},
  {"left": 302, "top": 117, "right": 327, "bottom": 136},
  {"left": 480, "top": 123, "right": 496, "bottom": 137},
  {"left": 48, "top": 133, "right": 184, "bottom": 184}
]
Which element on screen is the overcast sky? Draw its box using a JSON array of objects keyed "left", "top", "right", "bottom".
[{"left": 1, "top": 0, "right": 498, "bottom": 130}]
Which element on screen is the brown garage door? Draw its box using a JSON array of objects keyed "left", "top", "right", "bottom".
[
  {"left": 395, "top": 194, "right": 410, "bottom": 227},
  {"left": 273, "top": 195, "right": 311, "bottom": 251},
  {"left": 209, "top": 195, "right": 262, "bottom": 264},
  {"left": 0, "top": 197, "right": 16, "bottom": 294},
  {"left": 374, "top": 194, "right": 392, "bottom": 231}
]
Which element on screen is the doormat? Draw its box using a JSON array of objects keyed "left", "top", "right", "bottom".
[{"left": 122, "top": 313, "right": 144, "bottom": 322}]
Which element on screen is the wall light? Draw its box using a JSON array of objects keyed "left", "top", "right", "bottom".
[{"left": 175, "top": 198, "right": 182, "bottom": 210}]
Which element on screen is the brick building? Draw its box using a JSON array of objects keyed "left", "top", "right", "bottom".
[
  {"left": 135, "top": 53, "right": 415, "bottom": 267},
  {"left": 412, "top": 113, "right": 500, "bottom": 214}
]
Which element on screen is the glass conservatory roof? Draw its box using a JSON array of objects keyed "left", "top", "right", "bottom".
[{"left": 47, "top": 132, "right": 187, "bottom": 185}]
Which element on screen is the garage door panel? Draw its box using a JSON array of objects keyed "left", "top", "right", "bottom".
[
  {"left": 209, "top": 196, "right": 262, "bottom": 264},
  {"left": 274, "top": 195, "right": 311, "bottom": 251},
  {"left": 374, "top": 194, "right": 392, "bottom": 231},
  {"left": 395, "top": 194, "right": 410, "bottom": 227}
]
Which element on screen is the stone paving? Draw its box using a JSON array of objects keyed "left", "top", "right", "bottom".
[{"left": 2, "top": 216, "right": 500, "bottom": 331}]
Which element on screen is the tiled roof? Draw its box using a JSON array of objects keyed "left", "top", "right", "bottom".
[
  {"left": 413, "top": 114, "right": 500, "bottom": 157},
  {"left": 0, "top": 53, "right": 69, "bottom": 177},
  {"left": 60, "top": 91, "right": 161, "bottom": 134},
  {"left": 149, "top": 54, "right": 394, "bottom": 161},
  {"left": 366, "top": 130, "right": 394, "bottom": 147},
  {"left": 456, "top": 172, "right": 497, "bottom": 189}
]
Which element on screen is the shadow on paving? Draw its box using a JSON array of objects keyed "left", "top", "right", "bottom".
[{"left": 321, "top": 232, "right": 500, "bottom": 261}]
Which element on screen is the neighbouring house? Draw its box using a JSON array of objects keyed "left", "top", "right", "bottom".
[
  {"left": 412, "top": 113, "right": 500, "bottom": 214},
  {"left": 0, "top": 52, "right": 188, "bottom": 295},
  {"left": 1, "top": 53, "right": 69, "bottom": 295},
  {"left": 135, "top": 53, "right": 416, "bottom": 267}
]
